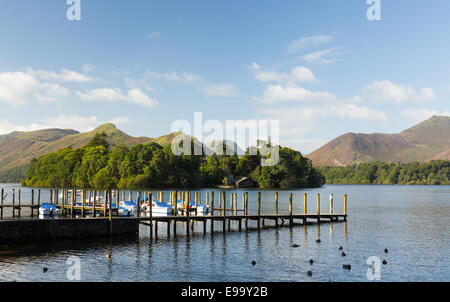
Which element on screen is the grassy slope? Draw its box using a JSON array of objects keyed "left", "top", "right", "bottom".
[
  {"left": 0, "top": 124, "right": 183, "bottom": 182},
  {"left": 307, "top": 116, "right": 450, "bottom": 166}
]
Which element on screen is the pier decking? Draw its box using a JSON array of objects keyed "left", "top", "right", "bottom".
[{"left": 0, "top": 188, "right": 348, "bottom": 242}]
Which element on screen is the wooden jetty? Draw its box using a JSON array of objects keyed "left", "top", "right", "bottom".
[{"left": 0, "top": 188, "right": 348, "bottom": 240}]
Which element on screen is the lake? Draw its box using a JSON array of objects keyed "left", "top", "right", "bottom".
[{"left": 0, "top": 184, "right": 449, "bottom": 282}]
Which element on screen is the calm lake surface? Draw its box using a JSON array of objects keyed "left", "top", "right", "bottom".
[{"left": 0, "top": 184, "right": 449, "bottom": 282}]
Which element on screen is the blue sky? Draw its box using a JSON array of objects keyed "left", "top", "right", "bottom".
[{"left": 0, "top": 0, "right": 449, "bottom": 153}]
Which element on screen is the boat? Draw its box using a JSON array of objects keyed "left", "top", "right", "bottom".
[
  {"left": 177, "top": 200, "right": 210, "bottom": 216},
  {"left": 143, "top": 199, "right": 174, "bottom": 216},
  {"left": 39, "top": 203, "right": 60, "bottom": 217}
]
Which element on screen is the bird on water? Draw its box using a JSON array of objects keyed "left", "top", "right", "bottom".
[
  {"left": 306, "top": 271, "right": 312, "bottom": 277},
  {"left": 43, "top": 267, "right": 48, "bottom": 273},
  {"left": 309, "top": 259, "right": 314, "bottom": 265},
  {"left": 251, "top": 261, "right": 256, "bottom": 266}
]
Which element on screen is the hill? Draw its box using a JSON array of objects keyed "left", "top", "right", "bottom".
[
  {"left": 0, "top": 124, "right": 181, "bottom": 182},
  {"left": 307, "top": 115, "right": 450, "bottom": 166}
]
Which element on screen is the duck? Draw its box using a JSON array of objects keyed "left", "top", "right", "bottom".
[
  {"left": 291, "top": 244, "right": 300, "bottom": 248},
  {"left": 316, "top": 239, "right": 321, "bottom": 243},
  {"left": 382, "top": 260, "right": 387, "bottom": 265},
  {"left": 309, "top": 259, "right": 314, "bottom": 265},
  {"left": 384, "top": 248, "right": 389, "bottom": 253},
  {"left": 338, "top": 246, "right": 343, "bottom": 251},
  {"left": 43, "top": 267, "right": 48, "bottom": 273},
  {"left": 341, "top": 252, "right": 346, "bottom": 257},
  {"left": 342, "top": 264, "right": 351, "bottom": 270},
  {"left": 251, "top": 260, "right": 256, "bottom": 266},
  {"left": 306, "top": 271, "right": 312, "bottom": 277}
]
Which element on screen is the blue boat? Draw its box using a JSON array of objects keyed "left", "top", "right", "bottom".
[{"left": 39, "top": 203, "right": 60, "bottom": 217}]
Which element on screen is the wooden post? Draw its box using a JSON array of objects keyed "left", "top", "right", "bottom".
[
  {"left": 70, "top": 188, "right": 75, "bottom": 218},
  {"left": 303, "top": 193, "right": 307, "bottom": 224},
  {"left": 228, "top": 192, "right": 233, "bottom": 231},
  {"left": 344, "top": 194, "right": 347, "bottom": 221},
  {"left": 275, "top": 192, "right": 279, "bottom": 214},
  {"left": 210, "top": 191, "right": 214, "bottom": 233},
  {"left": 317, "top": 193, "right": 320, "bottom": 224},
  {"left": 38, "top": 189, "right": 41, "bottom": 207},
  {"left": 274, "top": 192, "right": 279, "bottom": 228},
  {"left": 195, "top": 192, "right": 198, "bottom": 216},
  {"left": 206, "top": 192, "right": 210, "bottom": 207},
  {"left": 304, "top": 193, "right": 307, "bottom": 214},
  {"left": 0, "top": 188, "right": 3, "bottom": 219},
  {"left": 149, "top": 192, "right": 153, "bottom": 238},
  {"left": 186, "top": 192, "right": 190, "bottom": 236},
  {"left": 137, "top": 191, "right": 141, "bottom": 218},
  {"left": 222, "top": 191, "right": 226, "bottom": 233},
  {"left": 116, "top": 190, "right": 120, "bottom": 211},
  {"left": 31, "top": 189, "right": 34, "bottom": 217},
  {"left": 49, "top": 189, "right": 52, "bottom": 204},
  {"left": 245, "top": 192, "right": 249, "bottom": 229},
  {"left": 173, "top": 190, "right": 177, "bottom": 236},
  {"left": 82, "top": 190, "right": 86, "bottom": 217},
  {"left": 289, "top": 193, "right": 293, "bottom": 226},
  {"left": 55, "top": 189, "right": 58, "bottom": 206},
  {"left": 108, "top": 190, "right": 112, "bottom": 222},
  {"left": 18, "top": 189, "right": 21, "bottom": 218},
  {"left": 93, "top": 190, "right": 97, "bottom": 217},
  {"left": 257, "top": 192, "right": 261, "bottom": 230},
  {"left": 329, "top": 193, "right": 334, "bottom": 214},
  {"left": 12, "top": 189, "right": 15, "bottom": 218},
  {"left": 103, "top": 190, "right": 107, "bottom": 217}
]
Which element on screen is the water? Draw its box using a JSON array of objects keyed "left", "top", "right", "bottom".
[{"left": 0, "top": 184, "right": 449, "bottom": 282}]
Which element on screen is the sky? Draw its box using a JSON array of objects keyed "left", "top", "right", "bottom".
[{"left": 0, "top": 0, "right": 449, "bottom": 154}]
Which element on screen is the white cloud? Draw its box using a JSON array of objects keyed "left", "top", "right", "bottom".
[
  {"left": 26, "top": 67, "right": 94, "bottom": 83},
  {"left": 259, "top": 83, "right": 334, "bottom": 103},
  {"left": 147, "top": 32, "right": 161, "bottom": 39},
  {"left": 262, "top": 104, "right": 387, "bottom": 124},
  {"left": 148, "top": 71, "right": 202, "bottom": 83},
  {"left": 0, "top": 71, "right": 69, "bottom": 105},
  {"left": 401, "top": 109, "right": 450, "bottom": 123},
  {"left": 365, "top": 80, "right": 436, "bottom": 103},
  {"left": 76, "top": 88, "right": 158, "bottom": 108},
  {"left": 287, "top": 35, "right": 334, "bottom": 53},
  {"left": 249, "top": 63, "right": 317, "bottom": 84},
  {"left": 203, "top": 84, "right": 238, "bottom": 97},
  {"left": 108, "top": 116, "right": 131, "bottom": 125},
  {"left": 301, "top": 47, "right": 343, "bottom": 64}
]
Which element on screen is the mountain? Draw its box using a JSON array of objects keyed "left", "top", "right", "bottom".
[
  {"left": 307, "top": 115, "right": 450, "bottom": 166},
  {"left": 0, "top": 123, "right": 183, "bottom": 182}
]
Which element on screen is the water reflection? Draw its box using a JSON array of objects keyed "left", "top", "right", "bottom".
[{"left": 1, "top": 185, "right": 449, "bottom": 281}]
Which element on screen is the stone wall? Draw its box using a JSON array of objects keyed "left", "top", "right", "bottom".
[{"left": 0, "top": 218, "right": 139, "bottom": 243}]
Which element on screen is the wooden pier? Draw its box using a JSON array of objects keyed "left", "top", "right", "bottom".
[{"left": 0, "top": 188, "right": 348, "bottom": 240}]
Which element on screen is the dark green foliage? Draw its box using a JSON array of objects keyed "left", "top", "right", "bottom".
[
  {"left": 22, "top": 138, "right": 325, "bottom": 189},
  {"left": 318, "top": 161, "right": 450, "bottom": 185},
  {"left": 0, "top": 165, "right": 29, "bottom": 183}
]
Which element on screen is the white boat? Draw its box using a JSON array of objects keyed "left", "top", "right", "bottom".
[
  {"left": 177, "top": 200, "right": 210, "bottom": 216},
  {"left": 144, "top": 200, "right": 174, "bottom": 216},
  {"left": 39, "top": 203, "right": 60, "bottom": 217}
]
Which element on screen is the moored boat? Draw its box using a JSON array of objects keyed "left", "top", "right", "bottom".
[{"left": 39, "top": 203, "right": 60, "bottom": 217}]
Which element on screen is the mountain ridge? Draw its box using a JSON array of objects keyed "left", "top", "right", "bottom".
[{"left": 307, "top": 115, "right": 450, "bottom": 166}]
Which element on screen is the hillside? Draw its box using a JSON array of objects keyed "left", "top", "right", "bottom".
[
  {"left": 307, "top": 115, "right": 450, "bottom": 166},
  {"left": 0, "top": 124, "right": 182, "bottom": 182}
]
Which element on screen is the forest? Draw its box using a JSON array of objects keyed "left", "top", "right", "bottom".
[
  {"left": 318, "top": 160, "right": 450, "bottom": 185},
  {"left": 22, "top": 133, "right": 325, "bottom": 189}
]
